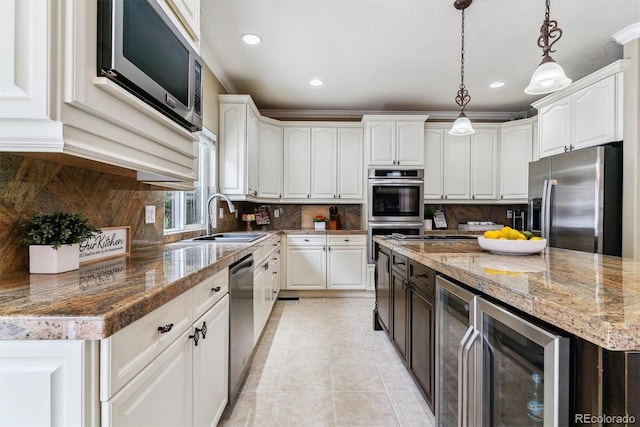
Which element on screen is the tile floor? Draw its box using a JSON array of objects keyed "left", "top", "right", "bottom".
[{"left": 220, "top": 297, "right": 436, "bottom": 427}]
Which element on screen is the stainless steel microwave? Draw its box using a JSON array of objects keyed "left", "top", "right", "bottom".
[{"left": 97, "top": 0, "right": 203, "bottom": 131}]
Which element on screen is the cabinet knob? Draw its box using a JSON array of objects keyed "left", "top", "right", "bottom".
[
  {"left": 501, "top": 194, "right": 504, "bottom": 199},
  {"left": 307, "top": 194, "right": 310, "bottom": 198},
  {"left": 569, "top": 144, "right": 575, "bottom": 151},
  {"left": 564, "top": 145, "right": 569, "bottom": 152},
  {"left": 304, "top": 238, "right": 310, "bottom": 242},
  {"left": 333, "top": 194, "right": 336, "bottom": 198},
  {"left": 338, "top": 194, "right": 341, "bottom": 198},
  {"left": 211, "top": 286, "right": 221, "bottom": 292},
  {"left": 157, "top": 323, "right": 174, "bottom": 334},
  {"left": 472, "top": 195, "right": 475, "bottom": 200},
  {"left": 444, "top": 195, "right": 448, "bottom": 199},
  {"left": 200, "top": 321, "right": 207, "bottom": 339},
  {"left": 189, "top": 328, "right": 201, "bottom": 346}
]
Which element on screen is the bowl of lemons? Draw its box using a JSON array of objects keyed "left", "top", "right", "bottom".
[{"left": 477, "top": 226, "right": 547, "bottom": 255}]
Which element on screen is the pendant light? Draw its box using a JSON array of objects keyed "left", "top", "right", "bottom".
[
  {"left": 449, "top": 0, "right": 475, "bottom": 136},
  {"left": 525, "top": 0, "right": 572, "bottom": 95}
]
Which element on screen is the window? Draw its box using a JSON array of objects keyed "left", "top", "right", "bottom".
[{"left": 164, "top": 128, "right": 216, "bottom": 234}]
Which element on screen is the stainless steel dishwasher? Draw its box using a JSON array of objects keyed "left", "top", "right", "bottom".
[{"left": 228, "top": 253, "right": 254, "bottom": 405}]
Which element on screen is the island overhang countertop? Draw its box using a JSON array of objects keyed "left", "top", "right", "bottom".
[{"left": 374, "top": 236, "right": 640, "bottom": 352}]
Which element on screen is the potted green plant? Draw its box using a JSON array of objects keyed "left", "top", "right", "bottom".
[
  {"left": 424, "top": 207, "right": 436, "bottom": 231},
  {"left": 22, "top": 211, "right": 100, "bottom": 274}
]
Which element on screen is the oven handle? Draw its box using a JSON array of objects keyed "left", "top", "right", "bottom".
[{"left": 368, "top": 178, "right": 424, "bottom": 185}]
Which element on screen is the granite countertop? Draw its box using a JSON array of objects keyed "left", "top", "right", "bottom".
[
  {"left": 375, "top": 236, "right": 640, "bottom": 351},
  {"left": 0, "top": 232, "right": 282, "bottom": 341}
]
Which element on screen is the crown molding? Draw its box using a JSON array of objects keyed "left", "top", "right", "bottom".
[
  {"left": 199, "top": 42, "right": 237, "bottom": 94},
  {"left": 260, "top": 109, "right": 517, "bottom": 122},
  {"left": 613, "top": 23, "right": 640, "bottom": 45}
]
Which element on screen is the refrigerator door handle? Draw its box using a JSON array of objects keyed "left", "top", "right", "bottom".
[
  {"left": 457, "top": 326, "right": 475, "bottom": 427},
  {"left": 543, "top": 179, "right": 557, "bottom": 240},
  {"left": 541, "top": 180, "right": 548, "bottom": 239}
]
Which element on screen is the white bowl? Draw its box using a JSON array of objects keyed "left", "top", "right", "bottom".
[{"left": 477, "top": 236, "right": 547, "bottom": 255}]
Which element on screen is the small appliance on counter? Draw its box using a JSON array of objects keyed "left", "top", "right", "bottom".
[{"left": 457, "top": 221, "right": 503, "bottom": 231}]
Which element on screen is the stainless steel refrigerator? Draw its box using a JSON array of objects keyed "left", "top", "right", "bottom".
[{"left": 528, "top": 143, "right": 622, "bottom": 256}]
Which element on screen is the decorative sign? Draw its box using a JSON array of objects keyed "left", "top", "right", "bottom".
[{"left": 79, "top": 226, "right": 131, "bottom": 264}]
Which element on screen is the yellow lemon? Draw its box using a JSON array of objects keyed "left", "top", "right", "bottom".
[
  {"left": 531, "top": 236, "right": 543, "bottom": 241},
  {"left": 483, "top": 230, "right": 498, "bottom": 239},
  {"left": 506, "top": 229, "right": 525, "bottom": 240},
  {"left": 501, "top": 226, "right": 512, "bottom": 234}
]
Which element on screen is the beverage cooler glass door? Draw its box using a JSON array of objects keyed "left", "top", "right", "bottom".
[
  {"left": 436, "top": 277, "right": 477, "bottom": 427},
  {"left": 475, "top": 298, "right": 569, "bottom": 427}
]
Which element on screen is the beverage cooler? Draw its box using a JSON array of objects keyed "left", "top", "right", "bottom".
[{"left": 436, "top": 276, "right": 570, "bottom": 427}]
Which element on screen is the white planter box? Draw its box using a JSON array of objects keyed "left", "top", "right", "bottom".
[
  {"left": 314, "top": 222, "right": 326, "bottom": 231},
  {"left": 29, "top": 244, "right": 80, "bottom": 274}
]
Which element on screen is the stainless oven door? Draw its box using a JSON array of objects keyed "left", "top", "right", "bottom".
[{"left": 368, "top": 179, "right": 424, "bottom": 222}]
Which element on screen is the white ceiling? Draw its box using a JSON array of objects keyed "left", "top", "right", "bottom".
[{"left": 201, "top": 0, "right": 640, "bottom": 120}]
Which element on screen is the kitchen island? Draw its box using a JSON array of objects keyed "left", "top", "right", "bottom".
[{"left": 374, "top": 235, "right": 640, "bottom": 425}]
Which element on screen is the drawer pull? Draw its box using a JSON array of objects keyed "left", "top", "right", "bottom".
[
  {"left": 416, "top": 274, "right": 430, "bottom": 279},
  {"left": 344, "top": 239, "right": 350, "bottom": 242},
  {"left": 211, "top": 286, "right": 221, "bottom": 292},
  {"left": 200, "top": 321, "right": 208, "bottom": 339},
  {"left": 157, "top": 323, "right": 174, "bottom": 334},
  {"left": 190, "top": 321, "right": 208, "bottom": 346},
  {"left": 304, "top": 239, "right": 310, "bottom": 242}
]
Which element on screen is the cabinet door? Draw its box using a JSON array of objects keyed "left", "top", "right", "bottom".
[
  {"left": 443, "top": 134, "right": 471, "bottom": 200},
  {"left": 0, "top": 340, "right": 94, "bottom": 427},
  {"left": 337, "top": 128, "right": 364, "bottom": 199},
  {"left": 219, "top": 103, "right": 247, "bottom": 195},
  {"left": 538, "top": 98, "right": 571, "bottom": 158},
  {"left": 193, "top": 295, "right": 229, "bottom": 427},
  {"left": 246, "top": 106, "right": 259, "bottom": 197},
  {"left": 573, "top": 75, "right": 617, "bottom": 150},
  {"left": 376, "top": 249, "right": 391, "bottom": 333},
  {"left": 104, "top": 332, "right": 192, "bottom": 427},
  {"left": 286, "top": 246, "right": 326, "bottom": 289},
  {"left": 258, "top": 123, "right": 283, "bottom": 198},
  {"left": 310, "top": 128, "right": 338, "bottom": 199},
  {"left": 367, "top": 121, "right": 395, "bottom": 166},
  {"left": 470, "top": 128, "right": 499, "bottom": 200},
  {"left": 424, "top": 127, "right": 444, "bottom": 200},
  {"left": 395, "top": 121, "right": 425, "bottom": 167},
  {"left": 283, "top": 128, "right": 311, "bottom": 198},
  {"left": 391, "top": 269, "right": 408, "bottom": 362},
  {"left": 409, "top": 290, "right": 435, "bottom": 410},
  {"left": 327, "top": 245, "right": 366, "bottom": 290},
  {"left": 166, "top": 0, "right": 200, "bottom": 41},
  {"left": 500, "top": 123, "right": 533, "bottom": 200},
  {"left": 253, "top": 260, "right": 269, "bottom": 344}
]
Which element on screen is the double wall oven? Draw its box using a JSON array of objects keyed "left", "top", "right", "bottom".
[{"left": 367, "top": 168, "right": 424, "bottom": 263}]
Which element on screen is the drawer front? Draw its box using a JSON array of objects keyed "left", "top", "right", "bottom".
[
  {"left": 287, "top": 235, "right": 326, "bottom": 246},
  {"left": 193, "top": 267, "right": 229, "bottom": 320},
  {"left": 327, "top": 235, "right": 366, "bottom": 246},
  {"left": 391, "top": 252, "right": 408, "bottom": 276},
  {"left": 254, "top": 235, "right": 281, "bottom": 265},
  {"left": 100, "top": 290, "right": 192, "bottom": 400},
  {"left": 409, "top": 260, "right": 435, "bottom": 298}
]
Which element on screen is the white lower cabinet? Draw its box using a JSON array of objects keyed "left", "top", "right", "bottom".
[
  {"left": 102, "top": 268, "right": 230, "bottom": 427},
  {"left": 254, "top": 237, "right": 281, "bottom": 343},
  {"left": 0, "top": 340, "right": 99, "bottom": 427},
  {"left": 287, "top": 235, "right": 366, "bottom": 290},
  {"left": 193, "top": 295, "right": 229, "bottom": 427},
  {"left": 103, "top": 330, "right": 193, "bottom": 426}
]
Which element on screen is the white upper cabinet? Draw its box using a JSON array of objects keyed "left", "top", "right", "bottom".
[
  {"left": 500, "top": 120, "right": 534, "bottom": 201},
  {"left": 363, "top": 115, "right": 429, "bottom": 167},
  {"left": 283, "top": 128, "right": 312, "bottom": 199},
  {"left": 424, "top": 127, "right": 445, "bottom": 200},
  {"left": 164, "top": 0, "right": 201, "bottom": 44},
  {"left": 257, "top": 122, "right": 283, "bottom": 199},
  {"left": 532, "top": 60, "right": 627, "bottom": 159},
  {"left": 470, "top": 128, "right": 499, "bottom": 200},
  {"left": 442, "top": 133, "right": 471, "bottom": 200},
  {"left": 311, "top": 128, "right": 338, "bottom": 199},
  {"left": 336, "top": 128, "right": 364, "bottom": 200},
  {"left": 0, "top": 0, "right": 198, "bottom": 183}
]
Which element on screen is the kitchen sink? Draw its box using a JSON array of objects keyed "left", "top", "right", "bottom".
[{"left": 191, "top": 232, "right": 266, "bottom": 243}]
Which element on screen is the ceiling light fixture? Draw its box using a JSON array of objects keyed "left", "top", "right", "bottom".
[
  {"left": 310, "top": 79, "right": 323, "bottom": 86},
  {"left": 524, "top": 0, "right": 572, "bottom": 94},
  {"left": 489, "top": 81, "right": 505, "bottom": 88},
  {"left": 241, "top": 33, "right": 262, "bottom": 45},
  {"left": 449, "top": 0, "right": 475, "bottom": 136}
]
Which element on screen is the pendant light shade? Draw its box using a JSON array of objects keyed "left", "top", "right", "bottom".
[
  {"left": 449, "top": 113, "right": 474, "bottom": 136},
  {"left": 525, "top": 0, "right": 571, "bottom": 95},
  {"left": 525, "top": 57, "right": 572, "bottom": 95},
  {"left": 449, "top": 0, "right": 475, "bottom": 136}
]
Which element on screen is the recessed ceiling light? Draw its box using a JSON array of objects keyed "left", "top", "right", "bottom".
[
  {"left": 241, "top": 33, "right": 262, "bottom": 45},
  {"left": 490, "top": 81, "right": 505, "bottom": 88},
  {"left": 310, "top": 79, "right": 323, "bottom": 86}
]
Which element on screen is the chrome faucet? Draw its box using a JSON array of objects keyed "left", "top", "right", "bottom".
[{"left": 205, "top": 193, "right": 236, "bottom": 235}]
